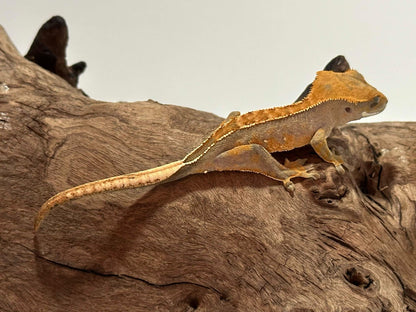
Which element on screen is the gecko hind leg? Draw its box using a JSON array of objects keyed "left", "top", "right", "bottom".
[
  {"left": 206, "top": 144, "right": 318, "bottom": 192},
  {"left": 216, "top": 111, "right": 241, "bottom": 128}
]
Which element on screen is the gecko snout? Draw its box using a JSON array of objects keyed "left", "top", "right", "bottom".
[
  {"left": 370, "top": 95, "right": 387, "bottom": 107},
  {"left": 362, "top": 94, "right": 387, "bottom": 117},
  {"left": 374, "top": 93, "right": 387, "bottom": 106}
]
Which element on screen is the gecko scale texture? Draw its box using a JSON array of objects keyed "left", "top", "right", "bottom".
[{"left": 34, "top": 56, "right": 387, "bottom": 231}]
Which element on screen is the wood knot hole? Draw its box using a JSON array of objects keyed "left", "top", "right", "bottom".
[
  {"left": 344, "top": 267, "right": 374, "bottom": 290},
  {"left": 188, "top": 297, "right": 200, "bottom": 309}
]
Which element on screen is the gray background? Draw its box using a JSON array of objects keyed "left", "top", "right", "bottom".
[{"left": 2, "top": 1, "right": 415, "bottom": 122}]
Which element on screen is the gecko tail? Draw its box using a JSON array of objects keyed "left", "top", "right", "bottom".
[{"left": 34, "top": 160, "right": 185, "bottom": 231}]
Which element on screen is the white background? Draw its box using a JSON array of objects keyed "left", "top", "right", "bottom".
[{"left": 2, "top": 1, "right": 415, "bottom": 122}]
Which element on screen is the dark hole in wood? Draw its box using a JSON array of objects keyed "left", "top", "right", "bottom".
[
  {"left": 344, "top": 267, "right": 374, "bottom": 289},
  {"left": 188, "top": 297, "right": 200, "bottom": 309}
]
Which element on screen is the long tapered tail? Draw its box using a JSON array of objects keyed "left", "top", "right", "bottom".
[{"left": 34, "top": 160, "right": 185, "bottom": 231}]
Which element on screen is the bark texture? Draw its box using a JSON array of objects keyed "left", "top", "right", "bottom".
[{"left": 0, "top": 25, "right": 415, "bottom": 311}]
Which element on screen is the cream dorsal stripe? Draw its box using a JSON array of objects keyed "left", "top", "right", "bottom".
[{"left": 35, "top": 55, "right": 388, "bottom": 232}]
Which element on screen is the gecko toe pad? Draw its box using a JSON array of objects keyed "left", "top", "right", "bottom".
[
  {"left": 284, "top": 180, "right": 295, "bottom": 193},
  {"left": 336, "top": 164, "right": 346, "bottom": 175}
]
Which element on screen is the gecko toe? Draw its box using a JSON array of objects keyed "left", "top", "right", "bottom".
[
  {"left": 296, "top": 168, "right": 319, "bottom": 180},
  {"left": 284, "top": 158, "right": 307, "bottom": 168},
  {"left": 336, "top": 164, "right": 345, "bottom": 175},
  {"left": 284, "top": 180, "right": 295, "bottom": 193},
  {"left": 308, "top": 171, "right": 320, "bottom": 180}
]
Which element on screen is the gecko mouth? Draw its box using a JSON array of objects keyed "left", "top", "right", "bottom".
[
  {"left": 362, "top": 111, "right": 380, "bottom": 117},
  {"left": 362, "top": 95, "right": 387, "bottom": 117}
]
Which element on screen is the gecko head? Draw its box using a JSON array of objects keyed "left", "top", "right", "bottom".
[{"left": 307, "top": 69, "right": 388, "bottom": 122}]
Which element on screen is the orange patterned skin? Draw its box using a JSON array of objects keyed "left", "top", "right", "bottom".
[{"left": 34, "top": 60, "right": 387, "bottom": 231}]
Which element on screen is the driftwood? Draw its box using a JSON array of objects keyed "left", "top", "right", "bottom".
[{"left": 0, "top": 23, "right": 415, "bottom": 312}]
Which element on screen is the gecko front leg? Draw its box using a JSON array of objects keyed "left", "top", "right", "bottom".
[
  {"left": 310, "top": 128, "right": 345, "bottom": 174},
  {"left": 202, "top": 144, "right": 318, "bottom": 192}
]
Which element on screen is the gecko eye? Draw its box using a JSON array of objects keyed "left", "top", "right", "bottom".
[{"left": 345, "top": 107, "right": 351, "bottom": 113}]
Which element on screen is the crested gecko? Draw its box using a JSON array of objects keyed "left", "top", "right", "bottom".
[{"left": 34, "top": 56, "right": 387, "bottom": 231}]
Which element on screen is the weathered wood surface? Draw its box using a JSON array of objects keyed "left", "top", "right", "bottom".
[{"left": 0, "top": 25, "right": 415, "bottom": 311}]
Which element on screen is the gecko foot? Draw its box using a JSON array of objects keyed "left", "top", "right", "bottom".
[
  {"left": 299, "top": 169, "right": 320, "bottom": 180},
  {"left": 336, "top": 164, "right": 346, "bottom": 175},
  {"left": 283, "top": 179, "right": 295, "bottom": 193},
  {"left": 283, "top": 158, "right": 319, "bottom": 180},
  {"left": 284, "top": 158, "right": 307, "bottom": 168},
  {"left": 331, "top": 154, "right": 345, "bottom": 174}
]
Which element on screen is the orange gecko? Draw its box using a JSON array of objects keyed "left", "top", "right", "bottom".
[{"left": 35, "top": 56, "right": 387, "bottom": 231}]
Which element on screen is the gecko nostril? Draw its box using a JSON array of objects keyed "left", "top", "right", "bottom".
[{"left": 370, "top": 96, "right": 380, "bottom": 108}]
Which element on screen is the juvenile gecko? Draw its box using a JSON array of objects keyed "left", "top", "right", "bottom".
[{"left": 34, "top": 56, "right": 387, "bottom": 231}]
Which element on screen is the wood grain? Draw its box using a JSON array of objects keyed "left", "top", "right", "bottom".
[{"left": 0, "top": 25, "right": 415, "bottom": 311}]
